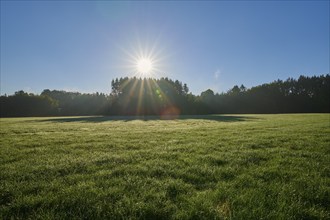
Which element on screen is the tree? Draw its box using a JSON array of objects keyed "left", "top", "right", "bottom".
[{"left": 1, "top": 74, "right": 329, "bottom": 117}]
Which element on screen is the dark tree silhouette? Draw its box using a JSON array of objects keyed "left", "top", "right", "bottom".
[
  {"left": 0, "top": 91, "right": 58, "bottom": 117},
  {"left": 0, "top": 74, "right": 329, "bottom": 117}
]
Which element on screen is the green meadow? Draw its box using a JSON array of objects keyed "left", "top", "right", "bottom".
[{"left": 0, "top": 114, "right": 329, "bottom": 219}]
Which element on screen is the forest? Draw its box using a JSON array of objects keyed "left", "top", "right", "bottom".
[{"left": 0, "top": 74, "right": 329, "bottom": 117}]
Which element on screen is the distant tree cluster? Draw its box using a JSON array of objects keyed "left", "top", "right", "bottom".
[
  {"left": 203, "top": 74, "right": 330, "bottom": 114},
  {"left": 0, "top": 90, "right": 109, "bottom": 117},
  {"left": 109, "top": 77, "right": 192, "bottom": 115},
  {"left": 41, "top": 90, "right": 109, "bottom": 116},
  {"left": 0, "top": 74, "right": 329, "bottom": 117},
  {"left": 0, "top": 91, "right": 58, "bottom": 117}
]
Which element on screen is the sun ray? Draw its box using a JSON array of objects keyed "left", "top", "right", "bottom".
[
  {"left": 121, "top": 78, "right": 139, "bottom": 113},
  {"left": 145, "top": 79, "right": 157, "bottom": 114},
  {"left": 137, "top": 79, "right": 145, "bottom": 115},
  {"left": 116, "top": 30, "right": 171, "bottom": 78},
  {"left": 150, "top": 79, "right": 170, "bottom": 105},
  {"left": 149, "top": 79, "right": 180, "bottom": 118}
]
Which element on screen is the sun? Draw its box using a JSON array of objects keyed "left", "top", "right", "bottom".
[
  {"left": 136, "top": 58, "right": 153, "bottom": 75},
  {"left": 119, "top": 39, "right": 166, "bottom": 77}
]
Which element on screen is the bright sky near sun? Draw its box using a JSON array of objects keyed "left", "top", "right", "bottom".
[{"left": 1, "top": 1, "right": 329, "bottom": 95}]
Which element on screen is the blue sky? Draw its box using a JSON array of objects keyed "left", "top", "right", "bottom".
[{"left": 1, "top": 1, "right": 329, "bottom": 95}]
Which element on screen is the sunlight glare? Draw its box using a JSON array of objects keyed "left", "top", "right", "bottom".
[
  {"left": 118, "top": 36, "right": 168, "bottom": 78},
  {"left": 137, "top": 58, "right": 153, "bottom": 75}
]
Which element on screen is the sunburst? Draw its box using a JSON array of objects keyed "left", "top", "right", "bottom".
[{"left": 136, "top": 58, "right": 153, "bottom": 76}]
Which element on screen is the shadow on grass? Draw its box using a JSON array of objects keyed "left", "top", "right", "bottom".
[{"left": 38, "top": 115, "right": 258, "bottom": 123}]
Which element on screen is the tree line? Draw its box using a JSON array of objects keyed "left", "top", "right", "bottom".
[{"left": 0, "top": 74, "right": 329, "bottom": 117}]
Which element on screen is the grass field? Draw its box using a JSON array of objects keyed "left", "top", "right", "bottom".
[{"left": 0, "top": 114, "right": 329, "bottom": 219}]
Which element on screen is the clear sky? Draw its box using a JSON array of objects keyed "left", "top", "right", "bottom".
[{"left": 1, "top": 1, "right": 329, "bottom": 95}]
